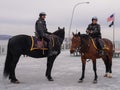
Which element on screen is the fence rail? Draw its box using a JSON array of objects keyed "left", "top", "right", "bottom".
[
  {"left": 0, "top": 45, "right": 7, "bottom": 55},
  {"left": 0, "top": 43, "right": 70, "bottom": 55},
  {"left": 0, "top": 40, "right": 120, "bottom": 58}
]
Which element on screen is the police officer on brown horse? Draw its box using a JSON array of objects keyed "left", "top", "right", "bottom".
[
  {"left": 86, "top": 17, "right": 104, "bottom": 55},
  {"left": 35, "top": 12, "right": 57, "bottom": 56}
]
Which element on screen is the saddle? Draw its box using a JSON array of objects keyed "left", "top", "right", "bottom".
[
  {"left": 30, "top": 36, "right": 48, "bottom": 51},
  {"left": 91, "top": 38, "right": 109, "bottom": 50}
]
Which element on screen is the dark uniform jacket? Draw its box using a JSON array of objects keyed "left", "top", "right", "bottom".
[
  {"left": 87, "top": 23, "right": 101, "bottom": 38},
  {"left": 35, "top": 18, "right": 48, "bottom": 38}
]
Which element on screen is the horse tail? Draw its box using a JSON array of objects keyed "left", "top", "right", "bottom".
[{"left": 3, "top": 39, "right": 13, "bottom": 78}]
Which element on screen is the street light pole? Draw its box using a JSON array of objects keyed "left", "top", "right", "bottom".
[{"left": 68, "top": 2, "right": 90, "bottom": 42}]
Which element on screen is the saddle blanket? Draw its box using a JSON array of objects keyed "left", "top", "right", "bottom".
[
  {"left": 30, "top": 36, "right": 48, "bottom": 51},
  {"left": 91, "top": 39, "right": 109, "bottom": 50}
]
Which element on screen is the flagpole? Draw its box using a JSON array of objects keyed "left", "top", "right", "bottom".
[
  {"left": 113, "top": 14, "right": 115, "bottom": 50},
  {"left": 107, "top": 14, "right": 115, "bottom": 50}
]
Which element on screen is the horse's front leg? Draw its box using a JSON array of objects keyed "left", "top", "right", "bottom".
[
  {"left": 78, "top": 57, "right": 86, "bottom": 83},
  {"left": 92, "top": 59, "right": 98, "bottom": 83},
  {"left": 46, "top": 55, "right": 57, "bottom": 81}
]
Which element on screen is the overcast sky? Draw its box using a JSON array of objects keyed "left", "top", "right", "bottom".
[{"left": 0, "top": 0, "right": 120, "bottom": 40}]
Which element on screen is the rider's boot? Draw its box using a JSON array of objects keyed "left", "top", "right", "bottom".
[
  {"left": 96, "top": 38, "right": 105, "bottom": 56},
  {"left": 44, "top": 34, "right": 58, "bottom": 56}
]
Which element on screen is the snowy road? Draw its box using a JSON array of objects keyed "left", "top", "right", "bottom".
[{"left": 0, "top": 50, "right": 120, "bottom": 90}]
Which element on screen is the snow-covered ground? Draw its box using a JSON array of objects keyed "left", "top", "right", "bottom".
[{"left": 0, "top": 50, "right": 120, "bottom": 90}]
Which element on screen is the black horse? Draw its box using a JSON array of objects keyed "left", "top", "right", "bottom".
[{"left": 3, "top": 27, "right": 65, "bottom": 83}]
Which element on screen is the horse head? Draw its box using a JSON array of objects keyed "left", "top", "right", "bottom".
[
  {"left": 53, "top": 27, "right": 65, "bottom": 43},
  {"left": 70, "top": 32, "right": 81, "bottom": 54},
  {"left": 70, "top": 32, "right": 92, "bottom": 54}
]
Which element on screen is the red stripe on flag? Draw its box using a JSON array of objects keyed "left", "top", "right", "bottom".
[{"left": 107, "top": 14, "right": 114, "bottom": 22}]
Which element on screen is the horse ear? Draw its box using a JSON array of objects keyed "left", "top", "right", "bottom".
[
  {"left": 63, "top": 27, "right": 65, "bottom": 30},
  {"left": 78, "top": 32, "right": 81, "bottom": 36},
  {"left": 72, "top": 32, "right": 74, "bottom": 36},
  {"left": 58, "top": 27, "right": 60, "bottom": 29}
]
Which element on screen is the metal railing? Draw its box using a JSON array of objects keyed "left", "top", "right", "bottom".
[{"left": 0, "top": 45, "right": 7, "bottom": 55}]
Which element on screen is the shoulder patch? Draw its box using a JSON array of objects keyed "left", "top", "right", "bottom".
[{"left": 37, "top": 20, "right": 42, "bottom": 24}]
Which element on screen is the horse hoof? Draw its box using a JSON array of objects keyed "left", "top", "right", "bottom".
[
  {"left": 104, "top": 74, "right": 107, "bottom": 77},
  {"left": 105, "top": 73, "right": 112, "bottom": 78},
  {"left": 93, "top": 80, "right": 97, "bottom": 84},
  {"left": 108, "top": 73, "right": 112, "bottom": 78},
  {"left": 48, "top": 78, "right": 54, "bottom": 81},
  {"left": 108, "top": 76, "right": 112, "bottom": 78},
  {"left": 78, "top": 80, "right": 83, "bottom": 83},
  {"left": 11, "top": 80, "right": 20, "bottom": 84},
  {"left": 47, "top": 77, "right": 54, "bottom": 81},
  {"left": 108, "top": 75, "right": 112, "bottom": 78}
]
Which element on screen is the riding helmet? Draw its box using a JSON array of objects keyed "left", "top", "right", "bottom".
[
  {"left": 92, "top": 16, "right": 98, "bottom": 21},
  {"left": 39, "top": 12, "right": 46, "bottom": 17}
]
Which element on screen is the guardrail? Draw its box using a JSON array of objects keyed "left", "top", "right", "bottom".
[
  {"left": 0, "top": 45, "right": 7, "bottom": 55},
  {"left": 1, "top": 42, "right": 120, "bottom": 58},
  {"left": 70, "top": 49, "right": 120, "bottom": 58},
  {"left": 0, "top": 43, "right": 70, "bottom": 55},
  {"left": 113, "top": 50, "right": 120, "bottom": 58}
]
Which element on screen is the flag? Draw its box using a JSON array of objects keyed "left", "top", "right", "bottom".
[
  {"left": 109, "top": 21, "right": 114, "bottom": 27},
  {"left": 107, "top": 14, "right": 114, "bottom": 22}
]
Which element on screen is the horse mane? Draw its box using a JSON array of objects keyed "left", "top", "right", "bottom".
[
  {"left": 79, "top": 34, "right": 90, "bottom": 53},
  {"left": 74, "top": 33, "right": 89, "bottom": 40},
  {"left": 80, "top": 34, "right": 89, "bottom": 40}
]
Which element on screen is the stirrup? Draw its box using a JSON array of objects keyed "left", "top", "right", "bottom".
[{"left": 48, "top": 51, "right": 58, "bottom": 56}]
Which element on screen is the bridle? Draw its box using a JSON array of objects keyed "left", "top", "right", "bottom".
[{"left": 71, "top": 34, "right": 90, "bottom": 53}]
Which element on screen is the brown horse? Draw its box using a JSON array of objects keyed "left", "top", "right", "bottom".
[{"left": 70, "top": 32, "right": 113, "bottom": 83}]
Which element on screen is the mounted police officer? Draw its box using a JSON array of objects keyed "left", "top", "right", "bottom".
[
  {"left": 35, "top": 12, "right": 57, "bottom": 56},
  {"left": 86, "top": 17, "right": 104, "bottom": 55}
]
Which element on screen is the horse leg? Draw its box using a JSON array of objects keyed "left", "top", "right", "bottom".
[
  {"left": 102, "top": 56, "right": 109, "bottom": 77},
  {"left": 103, "top": 55, "right": 112, "bottom": 78},
  {"left": 78, "top": 58, "right": 86, "bottom": 83},
  {"left": 107, "top": 56, "right": 112, "bottom": 78},
  {"left": 46, "top": 55, "right": 57, "bottom": 81},
  {"left": 9, "top": 55, "right": 20, "bottom": 84},
  {"left": 109, "top": 60, "right": 112, "bottom": 78},
  {"left": 92, "top": 59, "right": 98, "bottom": 83}
]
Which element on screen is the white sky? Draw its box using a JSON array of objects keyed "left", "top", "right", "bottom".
[{"left": 0, "top": 0, "right": 120, "bottom": 41}]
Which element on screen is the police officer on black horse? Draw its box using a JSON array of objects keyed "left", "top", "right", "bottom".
[
  {"left": 35, "top": 12, "right": 57, "bottom": 56},
  {"left": 86, "top": 17, "right": 104, "bottom": 55}
]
